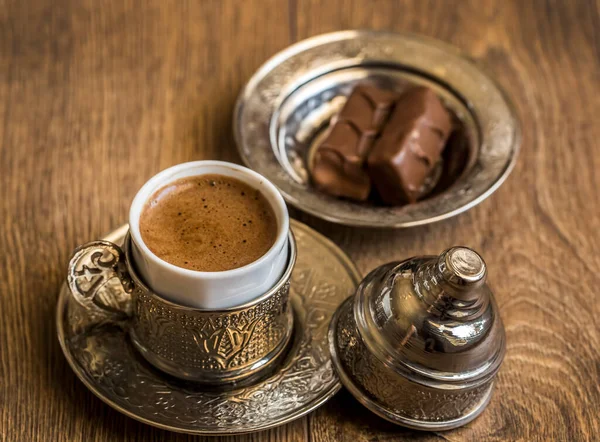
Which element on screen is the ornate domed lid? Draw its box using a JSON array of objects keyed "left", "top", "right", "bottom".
[{"left": 353, "top": 247, "right": 505, "bottom": 384}]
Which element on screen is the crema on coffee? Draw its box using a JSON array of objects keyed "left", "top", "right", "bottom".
[{"left": 139, "top": 174, "right": 277, "bottom": 272}]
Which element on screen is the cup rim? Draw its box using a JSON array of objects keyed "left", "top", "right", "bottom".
[
  {"left": 128, "top": 161, "right": 289, "bottom": 280},
  {"left": 124, "top": 230, "right": 297, "bottom": 313}
]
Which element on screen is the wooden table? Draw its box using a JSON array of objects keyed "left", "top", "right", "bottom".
[{"left": 1, "top": 0, "right": 598, "bottom": 441}]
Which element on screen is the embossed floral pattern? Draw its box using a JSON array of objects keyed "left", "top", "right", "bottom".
[
  {"left": 132, "top": 285, "right": 290, "bottom": 373},
  {"left": 58, "top": 222, "right": 360, "bottom": 434},
  {"left": 335, "top": 302, "right": 491, "bottom": 423}
]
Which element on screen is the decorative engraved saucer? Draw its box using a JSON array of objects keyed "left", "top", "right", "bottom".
[
  {"left": 234, "top": 30, "right": 521, "bottom": 227},
  {"left": 57, "top": 220, "right": 360, "bottom": 435}
]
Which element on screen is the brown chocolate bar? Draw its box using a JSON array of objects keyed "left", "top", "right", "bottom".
[
  {"left": 337, "top": 84, "right": 399, "bottom": 135},
  {"left": 367, "top": 87, "right": 452, "bottom": 204},
  {"left": 311, "top": 121, "right": 372, "bottom": 201},
  {"left": 311, "top": 84, "right": 399, "bottom": 201}
]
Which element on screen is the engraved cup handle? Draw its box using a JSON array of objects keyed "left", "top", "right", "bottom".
[{"left": 67, "top": 240, "right": 134, "bottom": 320}]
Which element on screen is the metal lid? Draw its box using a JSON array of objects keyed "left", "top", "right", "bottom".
[{"left": 353, "top": 247, "right": 505, "bottom": 384}]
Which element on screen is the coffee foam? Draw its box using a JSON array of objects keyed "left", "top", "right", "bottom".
[{"left": 139, "top": 174, "right": 277, "bottom": 272}]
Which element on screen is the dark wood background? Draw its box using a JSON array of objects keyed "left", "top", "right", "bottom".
[{"left": 1, "top": 0, "right": 599, "bottom": 441}]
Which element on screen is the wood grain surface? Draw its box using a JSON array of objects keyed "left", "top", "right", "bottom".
[{"left": 1, "top": 0, "right": 598, "bottom": 441}]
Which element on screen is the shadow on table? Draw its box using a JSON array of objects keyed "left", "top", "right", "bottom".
[{"left": 314, "top": 388, "right": 445, "bottom": 441}]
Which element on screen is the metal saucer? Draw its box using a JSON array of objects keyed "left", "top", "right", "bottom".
[
  {"left": 56, "top": 220, "right": 360, "bottom": 435},
  {"left": 234, "top": 30, "right": 521, "bottom": 228}
]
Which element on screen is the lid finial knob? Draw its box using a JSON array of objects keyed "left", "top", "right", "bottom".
[{"left": 439, "top": 246, "right": 487, "bottom": 288}]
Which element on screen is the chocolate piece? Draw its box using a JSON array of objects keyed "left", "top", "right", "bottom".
[
  {"left": 367, "top": 87, "right": 452, "bottom": 205},
  {"left": 311, "top": 84, "right": 399, "bottom": 201},
  {"left": 311, "top": 121, "right": 372, "bottom": 200},
  {"left": 337, "top": 84, "right": 399, "bottom": 134}
]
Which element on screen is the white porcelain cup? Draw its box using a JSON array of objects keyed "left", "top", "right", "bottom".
[{"left": 128, "top": 161, "right": 290, "bottom": 309}]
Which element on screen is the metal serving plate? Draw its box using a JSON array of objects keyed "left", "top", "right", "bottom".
[
  {"left": 57, "top": 220, "right": 360, "bottom": 435},
  {"left": 234, "top": 30, "right": 520, "bottom": 228}
]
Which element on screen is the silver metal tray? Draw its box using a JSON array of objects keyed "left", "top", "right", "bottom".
[
  {"left": 57, "top": 220, "right": 360, "bottom": 435},
  {"left": 234, "top": 30, "right": 520, "bottom": 227}
]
